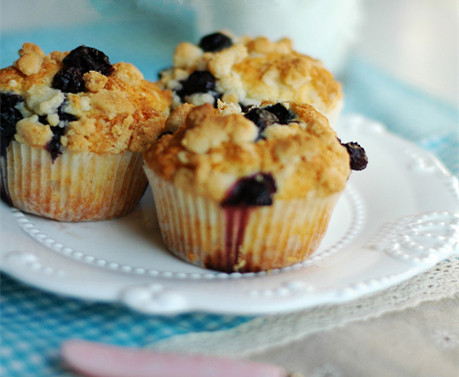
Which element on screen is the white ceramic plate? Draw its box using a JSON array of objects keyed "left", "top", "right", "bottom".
[{"left": 1, "top": 115, "right": 457, "bottom": 315}]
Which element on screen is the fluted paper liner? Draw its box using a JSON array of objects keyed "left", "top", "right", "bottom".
[
  {"left": 145, "top": 167, "right": 341, "bottom": 273},
  {"left": 1, "top": 142, "right": 147, "bottom": 221}
]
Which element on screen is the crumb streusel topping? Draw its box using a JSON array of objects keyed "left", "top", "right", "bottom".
[
  {"left": 158, "top": 33, "right": 342, "bottom": 123},
  {"left": 0, "top": 43, "right": 172, "bottom": 157},
  {"left": 144, "top": 101, "right": 350, "bottom": 202}
]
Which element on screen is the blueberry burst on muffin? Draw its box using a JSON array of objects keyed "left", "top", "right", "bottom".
[
  {"left": 144, "top": 101, "right": 367, "bottom": 273},
  {"left": 0, "top": 43, "right": 171, "bottom": 221},
  {"left": 2, "top": 46, "right": 113, "bottom": 161},
  {"left": 158, "top": 31, "right": 343, "bottom": 126}
]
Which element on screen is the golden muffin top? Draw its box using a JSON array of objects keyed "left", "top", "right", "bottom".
[
  {"left": 157, "top": 32, "right": 342, "bottom": 125},
  {"left": 0, "top": 43, "right": 172, "bottom": 158},
  {"left": 144, "top": 101, "right": 353, "bottom": 204}
]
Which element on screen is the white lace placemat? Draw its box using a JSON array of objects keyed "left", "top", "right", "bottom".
[
  {"left": 248, "top": 295, "right": 459, "bottom": 377},
  {"left": 151, "top": 257, "right": 459, "bottom": 357}
]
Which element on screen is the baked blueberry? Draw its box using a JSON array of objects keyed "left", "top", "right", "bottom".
[
  {"left": 199, "top": 32, "right": 233, "bottom": 52},
  {"left": 177, "top": 71, "right": 216, "bottom": 99},
  {"left": 38, "top": 115, "right": 48, "bottom": 124},
  {"left": 52, "top": 46, "right": 113, "bottom": 93},
  {"left": 244, "top": 108, "right": 279, "bottom": 140},
  {"left": 46, "top": 126, "right": 65, "bottom": 161},
  {"left": 342, "top": 141, "right": 368, "bottom": 171},
  {"left": 52, "top": 66, "right": 86, "bottom": 93},
  {"left": 221, "top": 173, "right": 277, "bottom": 207},
  {"left": 39, "top": 100, "right": 78, "bottom": 161},
  {"left": 57, "top": 101, "right": 78, "bottom": 125},
  {"left": 264, "top": 103, "right": 295, "bottom": 124},
  {"left": 0, "top": 92, "right": 24, "bottom": 156},
  {"left": 63, "top": 45, "right": 114, "bottom": 76},
  {"left": 239, "top": 104, "right": 254, "bottom": 113},
  {"left": 38, "top": 100, "right": 78, "bottom": 127}
]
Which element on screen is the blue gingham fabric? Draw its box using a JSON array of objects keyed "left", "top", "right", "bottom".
[
  {"left": 1, "top": 6, "right": 457, "bottom": 377},
  {"left": 0, "top": 274, "right": 253, "bottom": 377}
]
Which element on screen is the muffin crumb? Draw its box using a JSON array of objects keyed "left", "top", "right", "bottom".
[
  {"left": 14, "top": 43, "right": 45, "bottom": 76},
  {"left": 83, "top": 71, "right": 108, "bottom": 92}
]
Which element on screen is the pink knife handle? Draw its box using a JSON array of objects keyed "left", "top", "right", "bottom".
[{"left": 61, "top": 339, "right": 288, "bottom": 377}]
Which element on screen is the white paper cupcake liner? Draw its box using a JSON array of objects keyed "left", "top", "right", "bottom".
[
  {"left": 145, "top": 167, "right": 341, "bottom": 272},
  {"left": 1, "top": 142, "right": 147, "bottom": 221}
]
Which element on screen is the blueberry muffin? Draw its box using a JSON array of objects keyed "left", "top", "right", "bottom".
[
  {"left": 143, "top": 101, "right": 367, "bottom": 272},
  {"left": 0, "top": 43, "right": 172, "bottom": 221},
  {"left": 157, "top": 32, "right": 343, "bottom": 126}
]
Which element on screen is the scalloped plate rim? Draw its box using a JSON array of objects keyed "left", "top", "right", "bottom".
[{"left": 1, "top": 114, "right": 458, "bottom": 315}]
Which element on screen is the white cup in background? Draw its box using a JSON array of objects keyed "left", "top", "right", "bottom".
[{"left": 190, "top": 0, "right": 364, "bottom": 75}]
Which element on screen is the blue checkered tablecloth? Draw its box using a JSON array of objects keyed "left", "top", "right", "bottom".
[
  {"left": 0, "top": 274, "right": 253, "bottom": 377},
  {"left": 1, "top": 5, "right": 457, "bottom": 376}
]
